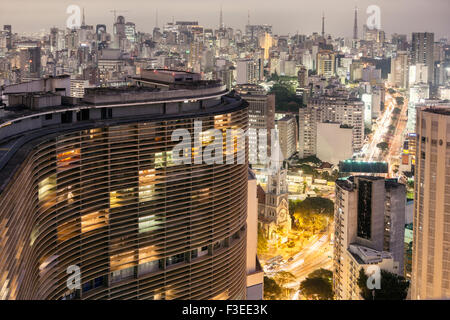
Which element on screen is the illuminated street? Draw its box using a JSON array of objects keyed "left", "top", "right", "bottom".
[{"left": 262, "top": 228, "right": 333, "bottom": 300}]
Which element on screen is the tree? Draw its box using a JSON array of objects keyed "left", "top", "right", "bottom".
[
  {"left": 357, "top": 268, "right": 409, "bottom": 300},
  {"left": 264, "top": 276, "right": 283, "bottom": 300},
  {"left": 292, "top": 197, "right": 334, "bottom": 233},
  {"left": 299, "top": 268, "right": 334, "bottom": 300},
  {"left": 274, "top": 271, "right": 296, "bottom": 298},
  {"left": 395, "top": 96, "right": 404, "bottom": 106},
  {"left": 269, "top": 82, "right": 303, "bottom": 112},
  {"left": 297, "top": 155, "right": 322, "bottom": 165},
  {"left": 377, "top": 142, "right": 389, "bottom": 152},
  {"left": 393, "top": 107, "right": 401, "bottom": 115},
  {"left": 296, "top": 197, "right": 334, "bottom": 216},
  {"left": 308, "top": 268, "right": 333, "bottom": 282}
]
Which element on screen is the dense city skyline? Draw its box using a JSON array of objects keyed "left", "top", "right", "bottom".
[
  {"left": 0, "top": 0, "right": 449, "bottom": 304},
  {"left": 1, "top": 0, "right": 449, "bottom": 39}
]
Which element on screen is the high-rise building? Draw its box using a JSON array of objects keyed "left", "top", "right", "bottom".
[
  {"left": 276, "top": 115, "right": 297, "bottom": 160},
  {"left": 363, "top": 25, "right": 385, "bottom": 44},
  {"left": 125, "top": 22, "right": 136, "bottom": 43},
  {"left": 113, "top": 16, "right": 126, "bottom": 49},
  {"left": 333, "top": 176, "right": 406, "bottom": 300},
  {"left": 297, "top": 66, "right": 308, "bottom": 88},
  {"left": 392, "top": 34, "right": 408, "bottom": 51},
  {"left": 411, "top": 104, "right": 450, "bottom": 299},
  {"left": 28, "top": 46, "right": 41, "bottom": 77},
  {"left": 235, "top": 84, "right": 275, "bottom": 163},
  {"left": 236, "top": 59, "right": 258, "bottom": 85},
  {"left": 411, "top": 32, "right": 435, "bottom": 84},
  {"left": 390, "top": 51, "right": 409, "bottom": 88},
  {"left": 316, "top": 50, "right": 336, "bottom": 79},
  {"left": 316, "top": 122, "right": 353, "bottom": 165},
  {"left": 298, "top": 96, "right": 364, "bottom": 158},
  {"left": 0, "top": 71, "right": 251, "bottom": 300},
  {"left": 3, "top": 25, "right": 12, "bottom": 50},
  {"left": 70, "top": 79, "right": 93, "bottom": 98},
  {"left": 258, "top": 32, "right": 273, "bottom": 60},
  {"left": 246, "top": 170, "right": 264, "bottom": 300}
]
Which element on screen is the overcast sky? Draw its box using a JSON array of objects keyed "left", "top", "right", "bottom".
[{"left": 1, "top": 0, "right": 449, "bottom": 39}]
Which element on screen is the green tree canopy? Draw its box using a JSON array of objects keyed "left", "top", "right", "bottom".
[
  {"left": 290, "top": 197, "right": 334, "bottom": 232},
  {"left": 274, "top": 271, "right": 296, "bottom": 287},
  {"left": 377, "top": 142, "right": 389, "bottom": 151},
  {"left": 295, "top": 197, "right": 334, "bottom": 216},
  {"left": 299, "top": 268, "right": 334, "bottom": 300},
  {"left": 308, "top": 268, "right": 333, "bottom": 282},
  {"left": 274, "top": 271, "right": 296, "bottom": 298},
  {"left": 269, "top": 81, "right": 304, "bottom": 112},
  {"left": 264, "top": 276, "right": 283, "bottom": 300},
  {"left": 395, "top": 96, "right": 405, "bottom": 106}
]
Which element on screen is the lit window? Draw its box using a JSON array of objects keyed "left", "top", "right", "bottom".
[
  {"left": 110, "top": 188, "right": 135, "bottom": 208},
  {"left": 138, "top": 215, "right": 158, "bottom": 233},
  {"left": 110, "top": 250, "right": 136, "bottom": 272},
  {"left": 56, "top": 149, "right": 80, "bottom": 168},
  {"left": 38, "top": 175, "right": 57, "bottom": 202},
  {"left": 81, "top": 210, "right": 109, "bottom": 233},
  {"left": 57, "top": 218, "right": 79, "bottom": 242}
]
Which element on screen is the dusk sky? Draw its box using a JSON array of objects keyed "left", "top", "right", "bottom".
[{"left": 0, "top": 0, "right": 449, "bottom": 39}]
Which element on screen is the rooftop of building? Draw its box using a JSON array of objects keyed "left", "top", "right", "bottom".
[
  {"left": 422, "top": 104, "right": 450, "bottom": 116},
  {"left": 1, "top": 78, "right": 226, "bottom": 125},
  {"left": 336, "top": 175, "right": 404, "bottom": 191},
  {"left": 277, "top": 115, "right": 295, "bottom": 122},
  {"left": 338, "top": 160, "right": 389, "bottom": 174},
  {"left": 348, "top": 243, "right": 392, "bottom": 265}
]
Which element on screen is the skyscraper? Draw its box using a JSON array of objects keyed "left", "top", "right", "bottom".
[
  {"left": 411, "top": 104, "right": 450, "bottom": 299},
  {"left": 390, "top": 51, "right": 409, "bottom": 88},
  {"left": 276, "top": 115, "right": 297, "bottom": 160},
  {"left": 334, "top": 176, "right": 406, "bottom": 300},
  {"left": 316, "top": 50, "right": 336, "bottom": 79},
  {"left": 28, "top": 46, "right": 41, "bottom": 77},
  {"left": 236, "top": 59, "right": 258, "bottom": 85},
  {"left": 3, "top": 25, "right": 12, "bottom": 50},
  {"left": 411, "top": 32, "right": 435, "bottom": 85},
  {"left": 298, "top": 95, "right": 364, "bottom": 158},
  {"left": 235, "top": 84, "right": 275, "bottom": 164},
  {"left": 0, "top": 71, "right": 251, "bottom": 300}
]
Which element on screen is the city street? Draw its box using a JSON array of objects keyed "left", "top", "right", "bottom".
[
  {"left": 262, "top": 228, "right": 333, "bottom": 300},
  {"left": 361, "top": 88, "right": 408, "bottom": 177}
]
